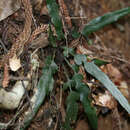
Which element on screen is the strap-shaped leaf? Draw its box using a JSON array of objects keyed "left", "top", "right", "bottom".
[
  {"left": 77, "top": 84, "right": 98, "bottom": 130},
  {"left": 63, "top": 47, "right": 75, "bottom": 57},
  {"left": 74, "top": 54, "right": 87, "bottom": 65},
  {"left": 84, "top": 62, "right": 130, "bottom": 114},
  {"left": 46, "top": 0, "right": 64, "bottom": 40},
  {"left": 66, "top": 91, "right": 79, "bottom": 121},
  {"left": 20, "top": 56, "right": 58, "bottom": 129},
  {"left": 63, "top": 68, "right": 97, "bottom": 129},
  {"left": 48, "top": 24, "right": 57, "bottom": 47},
  {"left": 64, "top": 91, "right": 79, "bottom": 130},
  {"left": 71, "top": 73, "right": 97, "bottom": 130},
  {"left": 92, "top": 59, "right": 109, "bottom": 66},
  {"left": 82, "top": 7, "right": 130, "bottom": 36}
]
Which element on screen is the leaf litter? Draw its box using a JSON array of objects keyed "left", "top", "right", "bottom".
[{"left": 0, "top": 0, "right": 130, "bottom": 130}]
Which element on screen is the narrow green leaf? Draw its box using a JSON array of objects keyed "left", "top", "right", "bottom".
[
  {"left": 72, "top": 73, "right": 83, "bottom": 82},
  {"left": 66, "top": 91, "right": 80, "bottom": 104},
  {"left": 43, "top": 56, "right": 58, "bottom": 74},
  {"left": 84, "top": 62, "right": 130, "bottom": 114},
  {"left": 46, "top": 0, "right": 64, "bottom": 40},
  {"left": 82, "top": 7, "right": 130, "bottom": 36},
  {"left": 74, "top": 54, "right": 87, "bottom": 65},
  {"left": 77, "top": 84, "right": 97, "bottom": 130},
  {"left": 64, "top": 91, "right": 79, "bottom": 130},
  {"left": 63, "top": 47, "right": 75, "bottom": 57},
  {"left": 81, "top": 97, "right": 97, "bottom": 130},
  {"left": 63, "top": 121, "right": 72, "bottom": 130},
  {"left": 72, "top": 73, "right": 97, "bottom": 130},
  {"left": 63, "top": 71, "right": 97, "bottom": 129},
  {"left": 92, "top": 59, "right": 109, "bottom": 66},
  {"left": 66, "top": 101, "right": 78, "bottom": 121},
  {"left": 72, "top": 73, "right": 84, "bottom": 89},
  {"left": 63, "top": 74, "right": 83, "bottom": 90},
  {"left": 71, "top": 64, "right": 79, "bottom": 73},
  {"left": 63, "top": 80, "right": 74, "bottom": 90},
  {"left": 76, "top": 83, "right": 90, "bottom": 97},
  {"left": 20, "top": 56, "right": 58, "bottom": 129},
  {"left": 48, "top": 24, "right": 57, "bottom": 47},
  {"left": 71, "top": 29, "right": 81, "bottom": 39}
]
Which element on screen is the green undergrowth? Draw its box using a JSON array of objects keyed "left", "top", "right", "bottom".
[{"left": 21, "top": 1, "right": 130, "bottom": 130}]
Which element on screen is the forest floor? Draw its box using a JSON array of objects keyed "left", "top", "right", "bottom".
[{"left": 0, "top": 0, "right": 130, "bottom": 130}]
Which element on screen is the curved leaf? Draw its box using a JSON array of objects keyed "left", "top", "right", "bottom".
[
  {"left": 46, "top": 0, "right": 64, "bottom": 40},
  {"left": 84, "top": 62, "right": 130, "bottom": 114},
  {"left": 48, "top": 24, "right": 57, "bottom": 47},
  {"left": 74, "top": 54, "right": 87, "bottom": 65},
  {"left": 20, "top": 56, "right": 58, "bottom": 130},
  {"left": 64, "top": 91, "right": 79, "bottom": 130},
  {"left": 63, "top": 47, "right": 75, "bottom": 57},
  {"left": 92, "top": 59, "right": 109, "bottom": 66},
  {"left": 77, "top": 84, "right": 97, "bottom": 130},
  {"left": 82, "top": 7, "right": 130, "bottom": 36},
  {"left": 81, "top": 97, "right": 97, "bottom": 130}
]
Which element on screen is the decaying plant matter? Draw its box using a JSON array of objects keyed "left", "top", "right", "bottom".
[
  {"left": 0, "top": 0, "right": 48, "bottom": 87},
  {"left": 0, "top": 0, "right": 48, "bottom": 69},
  {"left": 0, "top": 0, "right": 130, "bottom": 130},
  {"left": 0, "top": 0, "right": 32, "bottom": 68}
]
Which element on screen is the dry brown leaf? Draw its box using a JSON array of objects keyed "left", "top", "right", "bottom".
[
  {"left": 119, "top": 81, "right": 129, "bottom": 98},
  {"left": 93, "top": 91, "right": 117, "bottom": 109},
  {"left": 58, "top": 0, "right": 72, "bottom": 29},
  {"left": 9, "top": 54, "right": 21, "bottom": 71},
  {"left": 0, "top": 0, "right": 32, "bottom": 69},
  {"left": 77, "top": 44, "right": 93, "bottom": 55},
  {"left": 2, "top": 64, "right": 9, "bottom": 88},
  {"left": 101, "top": 64, "right": 129, "bottom": 98},
  {"left": 102, "top": 64, "right": 122, "bottom": 82}
]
